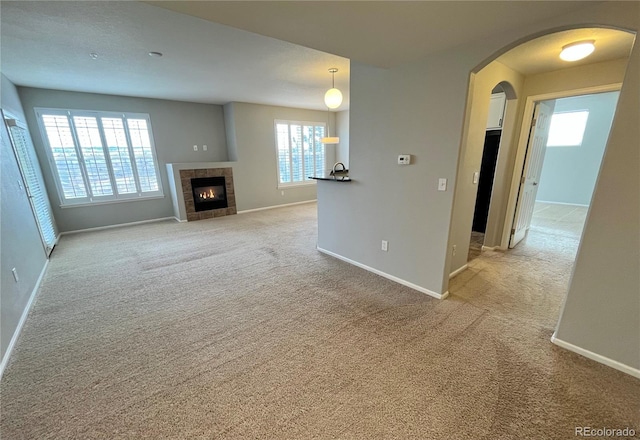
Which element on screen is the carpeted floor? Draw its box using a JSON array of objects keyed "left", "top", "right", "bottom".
[{"left": 1, "top": 202, "right": 638, "bottom": 439}]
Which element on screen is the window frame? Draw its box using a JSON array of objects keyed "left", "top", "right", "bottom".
[
  {"left": 35, "top": 107, "right": 163, "bottom": 207},
  {"left": 546, "top": 109, "right": 590, "bottom": 148},
  {"left": 274, "top": 119, "right": 326, "bottom": 189}
]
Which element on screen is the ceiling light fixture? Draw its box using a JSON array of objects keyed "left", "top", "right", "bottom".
[
  {"left": 321, "top": 107, "right": 340, "bottom": 144},
  {"left": 323, "top": 68, "right": 343, "bottom": 109},
  {"left": 559, "top": 40, "right": 595, "bottom": 62},
  {"left": 89, "top": 52, "right": 99, "bottom": 60},
  {"left": 148, "top": 51, "right": 163, "bottom": 58},
  {"left": 321, "top": 68, "right": 341, "bottom": 144}
]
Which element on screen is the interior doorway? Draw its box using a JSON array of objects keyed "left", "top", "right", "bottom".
[
  {"left": 508, "top": 89, "right": 620, "bottom": 248},
  {"left": 467, "top": 82, "right": 514, "bottom": 262}
]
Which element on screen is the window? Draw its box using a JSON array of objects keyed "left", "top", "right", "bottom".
[
  {"left": 546, "top": 110, "right": 589, "bottom": 147},
  {"left": 275, "top": 120, "right": 326, "bottom": 187},
  {"left": 35, "top": 108, "right": 162, "bottom": 206}
]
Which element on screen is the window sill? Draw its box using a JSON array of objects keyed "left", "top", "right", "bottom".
[
  {"left": 277, "top": 182, "right": 317, "bottom": 190},
  {"left": 60, "top": 194, "right": 165, "bottom": 209}
]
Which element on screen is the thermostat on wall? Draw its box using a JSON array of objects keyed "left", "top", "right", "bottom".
[{"left": 398, "top": 154, "right": 411, "bottom": 165}]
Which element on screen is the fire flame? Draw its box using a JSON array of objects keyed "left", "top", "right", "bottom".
[{"left": 199, "top": 189, "right": 216, "bottom": 200}]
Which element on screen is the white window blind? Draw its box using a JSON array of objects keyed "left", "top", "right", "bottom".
[
  {"left": 36, "top": 109, "right": 162, "bottom": 206},
  {"left": 5, "top": 117, "right": 58, "bottom": 256},
  {"left": 275, "top": 120, "right": 325, "bottom": 188}
]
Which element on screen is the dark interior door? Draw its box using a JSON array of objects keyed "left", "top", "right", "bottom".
[{"left": 472, "top": 130, "right": 501, "bottom": 233}]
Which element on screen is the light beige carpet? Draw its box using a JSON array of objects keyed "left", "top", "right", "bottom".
[{"left": 1, "top": 203, "right": 638, "bottom": 439}]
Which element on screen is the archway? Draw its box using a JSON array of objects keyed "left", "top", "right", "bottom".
[{"left": 448, "top": 26, "right": 635, "bottom": 277}]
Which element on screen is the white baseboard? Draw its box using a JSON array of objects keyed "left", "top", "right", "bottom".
[
  {"left": 551, "top": 333, "right": 640, "bottom": 379},
  {"left": 59, "top": 217, "right": 177, "bottom": 235},
  {"left": 0, "top": 259, "right": 49, "bottom": 380},
  {"left": 449, "top": 264, "right": 468, "bottom": 279},
  {"left": 173, "top": 217, "right": 187, "bottom": 223},
  {"left": 317, "top": 247, "right": 448, "bottom": 300},
  {"left": 536, "top": 200, "right": 589, "bottom": 208},
  {"left": 238, "top": 199, "right": 317, "bottom": 214}
]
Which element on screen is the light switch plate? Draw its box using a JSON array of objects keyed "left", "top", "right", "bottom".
[
  {"left": 473, "top": 171, "right": 479, "bottom": 184},
  {"left": 438, "top": 178, "right": 447, "bottom": 191},
  {"left": 398, "top": 154, "right": 411, "bottom": 165}
]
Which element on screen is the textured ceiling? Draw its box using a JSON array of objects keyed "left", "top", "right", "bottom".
[
  {"left": 148, "top": 1, "right": 604, "bottom": 68},
  {"left": 0, "top": 1, "right": 350, "bottom": 110},
  {"left": 498, "top": 27, "right": 635, "bottom": 75},
  {"left": 0, "top": 1, "right": 634, "bottom": 110}
]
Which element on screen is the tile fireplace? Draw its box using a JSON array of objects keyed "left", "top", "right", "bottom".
[{"left": 178, "top": 168, "right": 236, "bottom": 221}]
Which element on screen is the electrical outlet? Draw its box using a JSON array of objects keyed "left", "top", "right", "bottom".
[
  {"left": 381, "top": 240, "right": 388, "bottom": 252},
  {"left": 203, "top": 145, "right": 208, "bottom": 151},
  {"left": 452, "top": 245, "right": 457, "bottom": 256},
  {"left": 11, "top": 267, "right": 19, "bottom": 283},
  {"left": 193, "top": 145, "right": 198, "bottom": 151}
]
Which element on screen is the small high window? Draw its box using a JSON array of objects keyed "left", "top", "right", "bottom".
[{"left": 546, "top": 110, "right": 589, "bottom": 147}]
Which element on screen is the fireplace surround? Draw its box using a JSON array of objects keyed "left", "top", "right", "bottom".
[{"left": 178, "top": 167, "right": 236, "bottom": 221}]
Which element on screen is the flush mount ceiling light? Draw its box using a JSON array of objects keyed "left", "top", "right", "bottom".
[
  {"left": 89, "top": 52, "right": 99, "bottom": 60},
  {"left": 323, "top": 68, "right": 343, "bottom": 109},
  {"left": 560, "top": 40, "right": 595, "bottom": 61},
  {"left": 148, "top": 51, "right": 163, "bottom": 58}
]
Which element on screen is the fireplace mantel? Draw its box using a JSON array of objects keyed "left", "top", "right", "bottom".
[{"left": 167, "top": 162, "right": 237, "bottom": 221}]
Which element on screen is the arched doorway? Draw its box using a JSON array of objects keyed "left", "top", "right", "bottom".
[{"left": 448, "top": 26, "right": 635, "bottom": 276}]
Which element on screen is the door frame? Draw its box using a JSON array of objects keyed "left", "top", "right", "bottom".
[
  {"left": 499, "top": 82, "right": 622, "bottom": 250},
  {"left": 3, "top": 110, "right": 58, "bottom": 256},
  {"left": 509, "top": 100, "right": 555, "bottom": 248}
]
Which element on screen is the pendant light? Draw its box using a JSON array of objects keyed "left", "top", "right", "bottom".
[
  {"left": 321, "top": 68, "right": 341, "bottom": 144},
  {"left": 324, "top": 68, "right": 343, "bottom": 109},
  {"left": 321, "top": 107, "right": 340, "bottom": 144}
]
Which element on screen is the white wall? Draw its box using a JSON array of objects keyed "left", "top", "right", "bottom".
[
  {"left": 224, "top": 102, "right": 336, "bottom": 211},
  {"left": 536, "top": 92, "right": 619, "bottom": 206},
  {"left": 448, "top": 61, "right": 524, "bottom": 272},
  {"left": 317, "top": 1, "right": 639, "bottom": 372},
  {"left": 0, "top": 75, "right": 48, "bottom": 368},
  {"left": 18, "top": 87, "right": 228, "bottom": 232},
  {"left": 336, "top": 110, "right": 349, "bottom": 168},
  {"left": 554, "top": 37, "right": 639, "bottom": 373},
  {"left": 319, "top": 56, "right": 464, "bottom": 296}
]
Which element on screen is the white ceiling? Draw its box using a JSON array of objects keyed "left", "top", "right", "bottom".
[
  {"left": 148, "top": 1, "right": 607, "bottom": 68},
  {"left": 1, "top": 1, "right": 634, "bottom": 110},
  {"left": 0, "top": 1, "right": 350, "bottom": 110},
  {"left": 498, "top": 27, "right": 635, "bottom": 75}
]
